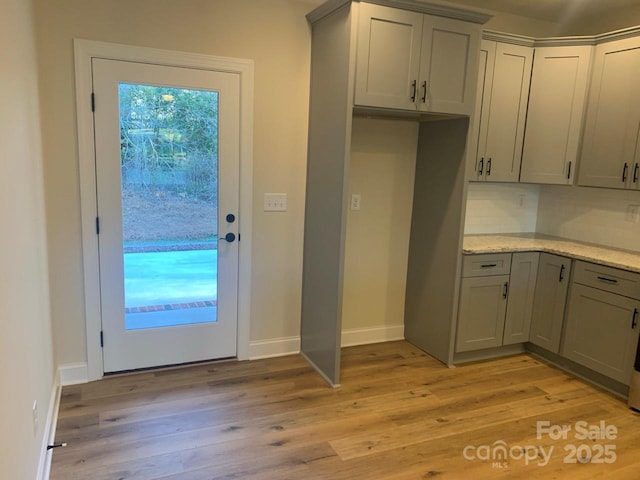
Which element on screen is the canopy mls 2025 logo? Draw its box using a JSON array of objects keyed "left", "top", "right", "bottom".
[{"left": 462, "top": 420, "right": 618, "bottom": 469}]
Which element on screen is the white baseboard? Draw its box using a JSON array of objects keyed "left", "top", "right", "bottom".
[
  {"left": 249, "top": 336, "right": 301, "bottom": 360},
  {"left": 248, "top": 325, "right": 405, "bottom": 360},
  {"left": 37, "top": 375, "right": 61, "bottom": 480},
  {"left": 341, "top": 324, "right": 405, "bottom": 347},
  {"left": 58, "top": 362, "right": 88, "bottom": 386}
]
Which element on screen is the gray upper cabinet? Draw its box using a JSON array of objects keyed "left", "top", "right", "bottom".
[
  {"left": 529, "top": 253, "right": 571, "bottom": 353},
  {"left": 520, "top": 46, "right": 592, "bottom": 185},
  {"left": 355, "top": 2, "right": 480, "bottom": 115},
  {"left": 355, "top": 4, "right": 422, "bottom": 111},
  {"left": 470, "top": 40, "right": 533, "bottom": 182},
  {"left": 579, "top": 36, "right": 640, "bottom": 190},
  {"left": 563, "top": 283, "right": 640, "bottom": 384},
  {"left": 503, "top": 252, "right": 539, "bottom": 345}
]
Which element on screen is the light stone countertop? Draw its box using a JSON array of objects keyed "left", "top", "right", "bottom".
[{"left": 462, "top": 233, "right": 640, "bottom": 274}]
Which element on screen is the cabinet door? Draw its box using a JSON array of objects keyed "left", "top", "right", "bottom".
[
  {"left": 418, "top": 15, "right": 480, "bottom": 115},
  {"left": 503, "top": 252, "right": 539, "bottom": 345},
  {"left": 529, "top": 253, "right": 571, "bottom": 353},
  {"left": 467, "top": 40, "right": 496, "bottom": 181},
  {"left": 520, "top": 46, "right": 592, "bottom": 185},
  {"left": 480, "top": 43, "right": 533, "bottom": 182},
  {"left": 456, "top": 275, "right": 509, "bottom": 352},
  {"left": 562, "top": 284, "right": 640, "bottom": 384},
  {"left": 579, "top": 37, "right": 640, "bottom": 189},
  {"left": 354, "top": 3, "right": 422, "bottom": 111}
]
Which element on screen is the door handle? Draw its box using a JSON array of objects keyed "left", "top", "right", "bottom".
[
  {"left": 623, "top": 162, "right": 629, "bottom": 183},
  {"left": 559, "top": 264, "right": 565, "bottom": 282},
  {"left": 503, "top": 282, "right": 509, "bottom": 299},
  {"left": 486, "top": 158, "right": 492, "bottom": 176},
  {"left": 421, "top": 81, "right": 427, "bottom": 103},
  {"left": 567, "top": 161, "right": 572, "bottom": 180},
  {"left": 222, "top": 233, "right": 236, "bottom": 243},
  {"left": 478, "top": 158, "right": 484, "bottom": 176},
  {"left": 632, "top": 308, "right": 638, "bottom": 329},
  {"left": 634, "top": 163, "right": 639, "bottom": 184},
  {"left": 410, "top": 80, "right": 417, "bottom": 103}
]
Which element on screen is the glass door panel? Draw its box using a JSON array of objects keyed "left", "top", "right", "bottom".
[{"left": 118, "top": 84, "right": 219, "bottom": 330}]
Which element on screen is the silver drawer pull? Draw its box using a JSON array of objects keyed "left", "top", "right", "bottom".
[
  {"left": 597, "top": 276, "right": 618, "bottom": 284},
  {"left": 481, "top": 264, "right": 497, "bottom": 268}
]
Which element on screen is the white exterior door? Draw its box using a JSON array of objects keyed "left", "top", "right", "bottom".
[{"left": 92, "top": 58, "right": 240, "bottom": 372}]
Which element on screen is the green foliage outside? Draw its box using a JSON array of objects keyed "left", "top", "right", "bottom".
[{"left": 119, "top": 84, "right": 219, "bottom": 203}]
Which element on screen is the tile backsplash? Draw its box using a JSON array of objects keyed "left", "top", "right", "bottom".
[
  {"left": 465, "top": 183, "right": 640, "bottom": 253},
  {"left": 464, "top": 183, "right": 540, "bottom": 234},
  {"left": 537, "top": 185, "right": 640, "bottom": 252}
]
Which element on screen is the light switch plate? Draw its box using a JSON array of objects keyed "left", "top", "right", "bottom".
[
  {"left": 350, "top": 194, "right": 361, "bottom": 211},
  {"left": 264, "top": 193, "right": 287, "bottom": 212}
]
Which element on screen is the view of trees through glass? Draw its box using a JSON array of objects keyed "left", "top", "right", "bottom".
[{"left": 119, "top": 83, "right": 219, "bottom": 246}]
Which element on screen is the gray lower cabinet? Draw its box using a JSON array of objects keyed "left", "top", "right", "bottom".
[
  {"left": 529, "top": 253, "right": 571, "bottom": 353},
  {"left": 562, "top": 262, "right": 640, "bottom": 384},
  {"left": 456, "top": 274, "right": 509, "bottom": 352},
  {"left": 503, "top": 252, "right": 539, "bottom": 345},
  {"left": 457, "top": 252, "right": 539, "bottom": 353}
]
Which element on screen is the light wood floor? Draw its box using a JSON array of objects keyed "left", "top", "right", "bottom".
[{"left": 51, "top": 341, "right": 640, "bottom": 479}]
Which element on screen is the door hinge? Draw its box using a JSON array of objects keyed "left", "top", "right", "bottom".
[
  {"left": 100, "top": 330, "right": 104, "bottom": 348},
  {"left": 91, "top": 92, "right": 95, "bottom": 112},
  {"left": 96, "top": 216, "right": 100, "bottom": 235}
]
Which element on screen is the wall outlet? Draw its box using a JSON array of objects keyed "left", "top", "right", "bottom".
[
  {"left": 32, "top": 400, "right": 38, "bottom": 434},
  {"left": 626, "top": 204, "right": 640, "bottom": 224},
  {"left": 518, "top": 194, "right": 526, "bottom": 207},
  {"left": 350, "top": 194, "right": 361, "bottom": 211},
  {"left": 264, "top": 193, "right": 287, "bottom": 212}
]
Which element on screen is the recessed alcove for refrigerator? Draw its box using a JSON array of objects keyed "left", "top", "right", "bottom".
[{"left": 301, "top": 0, "right": 488, "bottom": 386}]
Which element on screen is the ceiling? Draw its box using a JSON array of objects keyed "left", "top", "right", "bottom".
[{"left": 432, "top": 0, "right": 640, "bottom": 23}]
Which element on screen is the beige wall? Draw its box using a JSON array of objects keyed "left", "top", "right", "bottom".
[
  {"left": 0, "top": 0, "right": 55, "bottom": 477},
  {"left": 34, "top": 0, "right": 640, "bottom": 370},
  {"left": 342, "top": 117, "right": 418, "bottom": 331},
  {"left": 34, "top": 0, "right": 317, "bottom": 366}
]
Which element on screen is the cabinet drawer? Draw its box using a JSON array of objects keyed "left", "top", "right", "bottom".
[
  {"left": 573, "top": 261, "right": 640, "bottom": 300},
  {"left": 462, "top": 253, "right": 511, "bottom": 277}
]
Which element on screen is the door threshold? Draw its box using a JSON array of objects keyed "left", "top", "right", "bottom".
[{"left": 103, "top": 356, "right": 237, "bottom": 377}]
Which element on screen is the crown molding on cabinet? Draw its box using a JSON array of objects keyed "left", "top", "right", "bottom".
[
  {"left": 307, "top": 0, "right": 493, "bottom": 24},
  {"left": 482, "top": 30, "right": 595, "bottom": 47},
  {"left": 485, "top": 25, "right": 640, "bottom": 48},
  {"left": 595, "top": 25, "right": 640, "bottom": 44},
  {"left": 482, "top": 31, "right": 535, "bottom": 47}
]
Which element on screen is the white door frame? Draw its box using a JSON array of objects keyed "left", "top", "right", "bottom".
[{"left": 74, "top": 39, "right": 253, "bottom": 382}]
